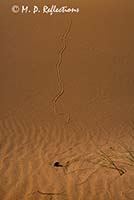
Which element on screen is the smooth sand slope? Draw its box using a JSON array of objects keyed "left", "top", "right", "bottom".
[{"left": 0, "top": 0, "right": 134, "bottom": 199}]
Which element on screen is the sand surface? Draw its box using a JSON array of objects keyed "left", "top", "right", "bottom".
[{"left": 0, "top": 0, "right": 134, "bottom": 199}]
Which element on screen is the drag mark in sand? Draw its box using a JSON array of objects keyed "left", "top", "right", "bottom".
[
  {"left": 30, "top": 190, "right": 66, "bottom": 199},
  {"left": 37, "top": 190, "right": 65, "bottom": 196},
  {"left": 52, "top": 17, "right": 72, "bottom": 120}
]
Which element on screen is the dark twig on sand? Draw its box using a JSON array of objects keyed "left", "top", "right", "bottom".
[
  {"left": 120, "top": 144, "right": 134, "bottom": 163},
  {"left": 99, "top": 150, "right": 126, "bottom": 176}
]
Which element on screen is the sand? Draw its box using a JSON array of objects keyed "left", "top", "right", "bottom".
[{"left": 0, "top": 0, "right": 134, "bottom": 199}]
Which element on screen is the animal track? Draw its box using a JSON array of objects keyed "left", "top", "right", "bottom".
[{"left": 52, "top": 17, "right": 72, "bottom": 121}]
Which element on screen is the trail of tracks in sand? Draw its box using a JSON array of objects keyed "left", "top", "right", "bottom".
[{"left": 52, "top": 17, "right": 72, "bottom": 121}]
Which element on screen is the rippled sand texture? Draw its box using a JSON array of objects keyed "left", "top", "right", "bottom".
[{"left": 1, "top": 0, "right": 134, "bottom": 199}]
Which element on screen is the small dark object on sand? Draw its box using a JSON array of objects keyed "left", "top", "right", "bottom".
[{"left": 54, "top": 162, "right": 63, "bottom": 167}]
